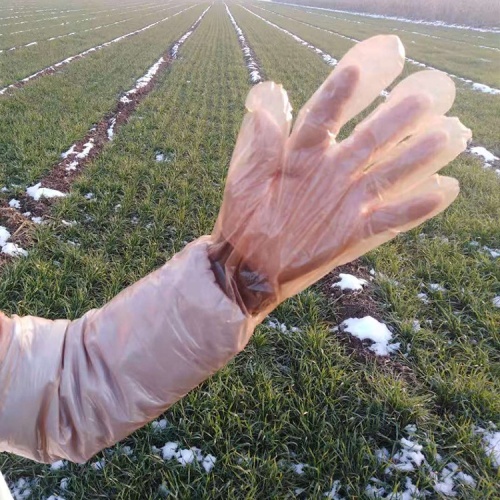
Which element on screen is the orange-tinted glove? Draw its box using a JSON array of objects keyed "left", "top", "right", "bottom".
[
  {"left": 209, "top": 35, "right": 470, "bottom": 318},
  {"left": 0, "top": 35, "right": 470, "bottom": 464}
]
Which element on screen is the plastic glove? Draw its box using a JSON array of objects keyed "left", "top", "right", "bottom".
[
  {"left": 209, "top": 35, "right": 471, "bottom": 318},
  {"left": 0, "top": 35, "right": 470, "bottom": 464}
]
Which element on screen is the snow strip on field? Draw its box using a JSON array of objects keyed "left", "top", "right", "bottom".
[
  {"left": 4, "top": 15, "right": 98, "bottom": 37},
  {"left": 390, "top": 26, "right": 500, "bottom": 53},
  {"left": 0, "top": 0, "right": 163, "bottom": 27},
  {"left": 225, "top": 4, "right": 262, "bottom": 83},
  {"left": 366, "top": 425, "right": 477, "bottom": 498},
  {"left": 170, "top": 6, "right": 210, "bottom": 59},
  {"left": 267, "top": 1, "right": 500, "bottom": 34},
  {"left": 124, "top": 5, "right": 208, "bottom": 99},
  {"left": 1, "top": 1, "right": 166, "bottom": 37},
  {"left": 256, "top": 5, "right": 500, "bottom": 95},
  {"left": 341, "top": 316, "right": 400, "bottom": 356},
  {"left": 242, "top": 6, "right": 337, "bottom": 66},
  {"left": 159, "top": 442, "right": 216, "bottom": 472},
  {"left": 0, "top": 12, "right": 76, "bottom": 28},
  {"left": 0, "top": 5, "right": 193, "bottom": 96}
]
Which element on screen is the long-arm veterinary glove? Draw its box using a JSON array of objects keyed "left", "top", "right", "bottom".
[{"left": 0, "top": 35, "right": 470, "bottom": 464}]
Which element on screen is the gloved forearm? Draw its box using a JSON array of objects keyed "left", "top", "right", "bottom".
[{"left": 0, "top": 237, "right": 254, "bottom": 463}]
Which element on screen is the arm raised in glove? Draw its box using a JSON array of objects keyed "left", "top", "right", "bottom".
[{"left": 0, "top": 35, "right": 470, "bottom": 464}]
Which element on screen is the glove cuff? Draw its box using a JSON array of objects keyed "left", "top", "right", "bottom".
[{"left": 207, "top": 239, "right": 277, "bottom": 316}]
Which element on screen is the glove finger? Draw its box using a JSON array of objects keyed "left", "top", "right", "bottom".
[
  {"left": 325, "top": 70, "right": 457, "bottom": 177},
  {"left": 331, "top": 175, "right": 459, "bottom": 268},
  {"left": 228, "top": 82, "right": 291, "bottom": 184},
  {"left": 365, "top": 174, "right": 459, "bottom": 236},
  {"left": 289, "top": 35, "right": 405, "bottom": 152},
  {"left": 361, "top": 116, "right": 471, "bottom": 201},
  {"left": 245, "top": 81, "right": 292, "bottom": 138},
  {"left": 214, "top": 83, "right": 291, "bottom": 242},
  {"left": 287, "top": 65, "right": 359, "bottom": 150}
]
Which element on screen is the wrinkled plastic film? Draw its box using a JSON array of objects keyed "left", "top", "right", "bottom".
[
  {"left": 210, "top": 35, "right": 471, "bottom": 319},
  {"left": 0, "top": 238, "right": 254, "bottom": 463}
]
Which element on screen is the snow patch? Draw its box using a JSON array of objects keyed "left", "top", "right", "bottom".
[
  {"left": 50, "top": 460, "right": 66, "bottom": 470},
  {"left": 91, "top": 458, "right": 105, "bottom": 470},
  {"left": 429, "top": 283, "right": 446, "bottom": 292},
  {"left": 161, "top": 441, "right": 216, "bottom": 472},
  {"left": 152, "top": 418, "right": 168, "bottom": 432},
  {"left": 323, "top": 480, "right": 344, "bottom": 499},
  {"left": 0, "top": 226, "right": 10, "bottom": 247},
  {"left": 291, "top": 462, "right": 307, "bottom": 475},
  {"left": 332, "top": 273, "right": 367, "bottom": 291},
  {"left": 475, "top": 428, "right": 500, "bottom": 467},
  {"left": 8, "top": 198, "right": 20, "bottom": 209},
  {"left": 483, "top": 246, "right": 500, "bottom": 258},
  {"left": 469, "top": 146, "right": 499, "bottom": 169},
  {"left": 9, "top": 478, "right": 34, "bottom": 500},
  {"left": 267, "top": 318, "right": 301, "bottom": 334},
  {"left": 493, "top": 296, "right": 500, "bottom": 308},
  {"left": 0, "top": 225, "right": 28, "bottom": 257},
  {"left": 367, "top": 426, "right": 477, "bottom": 498},
  {"left": 26, "top": 182, "right": 66, "bottom": 200},
  {"left": 341, "top": 316, "right": 399, "bottom": 356},
  {"left": 107, "top": 117, "right": 116, "bottom": 141}
]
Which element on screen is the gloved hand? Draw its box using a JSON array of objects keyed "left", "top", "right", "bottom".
[
  {"left": 0, "top": 35, "right": 471, "bottom": 464},
  {"left": 209, "top": 35, "right": 470, "bottom": 318}
]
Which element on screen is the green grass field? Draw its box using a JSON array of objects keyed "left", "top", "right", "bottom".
[{"left": 0, "top": 1, "right": 499, "bottom": 498}]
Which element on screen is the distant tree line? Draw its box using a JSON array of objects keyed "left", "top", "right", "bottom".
[{"left": 275, "top": 0, "right": 499, "bottom": 28}]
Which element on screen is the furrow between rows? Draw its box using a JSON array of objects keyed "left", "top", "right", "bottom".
[{"left": 242, "top": 6, "right": 337, "bottom": 67}]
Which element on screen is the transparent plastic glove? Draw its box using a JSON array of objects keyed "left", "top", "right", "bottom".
[
  {"left": 0, "top": 35, "right": 470, "bottom": 466},
  {"left": 209, "top": 35, "right": 471, "bottom": 319}
]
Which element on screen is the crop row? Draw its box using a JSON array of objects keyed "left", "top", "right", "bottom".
[
  {"left": 0, "top": 3, "right": 207, "bottom": 187},
  {"left": 0, "top": 2, "right": 189, "bottom": 87}
]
